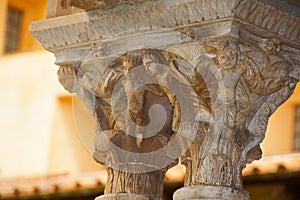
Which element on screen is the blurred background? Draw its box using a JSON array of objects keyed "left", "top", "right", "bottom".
[{"left": 0, "top": 0, "right": 300, "bottom": 199}]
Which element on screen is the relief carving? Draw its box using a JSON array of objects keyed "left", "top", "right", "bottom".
[
  {"left": 241, "top": 37, "right": 291, "bottom": 95},
  {"left": 166, "top": 35, "right": 299, "bottom": 193},
  {"left": 57, "top": 49, "right": 191, "bottom": 199},
  {"left": 30, "top": 0, "right": 300, "bottom": 199},
  {"left": 56, "top": 33, "right": 299, "bottom": 199}
]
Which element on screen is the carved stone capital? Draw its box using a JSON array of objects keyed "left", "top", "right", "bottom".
[
  {"left": 30, "top": 0, "right": 300, "bottom": 199},
  {"left": 170, "top": 36, "right": 299, "bottom": 192}
]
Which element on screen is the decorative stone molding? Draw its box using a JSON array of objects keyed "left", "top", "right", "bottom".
[
  {"left": 32, "top": 0, "right": 300, "bottom": 51},
  {"left": 70, "top": 0, "right": 147, "bottom": 10},
  {"left": 31, "top": 0, "right": 300, "bottom": 199}
]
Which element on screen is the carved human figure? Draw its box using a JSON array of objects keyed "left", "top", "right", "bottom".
[
  {"left": 194, "top": 40, "right": 246, "bottom": 159},
  {"left": 241, "top": 37, "right": 290, "bottom": 96},
  {"left": 57, "top": 50, "right": 178, "bottom": 199},
  {"left": 232, "top": 38, "right": 295, "bottom": 186},
  {"left": 142, "top": 50, "right": 205, "bottom": 142},
  {"left": 166, "top": 42, "right": 241, "bottom": 186},
  {"left": 142, "top": 50, "right": 180, "bottom": 130},
  {"left": 240, "top": 38, "right": 291, "bottom": 148},
  {"left": 170, "top": 38, "right": 294, "bottom": 189},
  {"left": 214, "top": 41, "right": 246, "bottom": 156},
  {"left": 83, "top": 51, "right": 178, "bottom": 199}
]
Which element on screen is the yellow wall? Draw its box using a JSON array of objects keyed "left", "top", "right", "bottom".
[
  {"left": 48, "top": 95, "right": 101, "bottom": 175},
  {"left": 0, "top": 51, "right": 100, "bottom": 178},
  {"left": 0, "top": 1, "right": 102, "bottom": 178},
  {"left": 0, "top": 0, "right": 47, "bottom": 55},
  {"left": 263, "top": 84, "right": 300, "bottom": 156},
  {"left": 0, "top": 51, "right": 62, "bottom": 177}
]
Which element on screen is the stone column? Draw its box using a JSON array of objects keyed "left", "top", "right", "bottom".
[{"left": 30, "top": 0, "right": 300, "bottom": 199}]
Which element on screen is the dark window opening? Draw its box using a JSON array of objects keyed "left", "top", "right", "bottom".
[{"left": 4, "top": 6, "right": 23, "bottom": 53}]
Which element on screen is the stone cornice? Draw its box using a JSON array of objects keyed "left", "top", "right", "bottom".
[
  {"left": 70, "top": 0, "right": 300, "bottom": 13},
  {"left": 234, "top": 0, "right": 300, "bottom": 41},
  {"left": 30, "top": 0, "right": 300, "bottom": 52}
]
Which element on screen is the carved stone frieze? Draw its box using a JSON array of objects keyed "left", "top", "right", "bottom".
[{"left": 31, "top": 0, "right": 300, "bottom": 199}]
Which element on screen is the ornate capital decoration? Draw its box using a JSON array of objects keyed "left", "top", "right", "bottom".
[{"left": 31, "top": 0, "right": 300, "bottom": 199}]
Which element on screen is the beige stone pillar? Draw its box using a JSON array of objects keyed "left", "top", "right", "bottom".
[{"left": 30, "top": 0, "right": 300, "bottom": 199}]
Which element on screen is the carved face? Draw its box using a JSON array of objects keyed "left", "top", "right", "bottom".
[
  {"left": 123, "top": 61, "right": 133, "bottom": 72},
  {"left": 143, "top": 54, "right": 159, "bottom": 75},
  {"left": 217, "top": 47, "right": 238, "bottom": 70},
  {"left": 260, "top": 38, "right": 281, "bottom": 55}
]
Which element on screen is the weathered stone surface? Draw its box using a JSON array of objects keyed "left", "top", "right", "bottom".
[
  {"left": 30, "top": 0, "right": 300, "bottom": 199},
  {"left": 70, "top": 0, "right": 148, "bottom": 10},
  {"left": 173, "top": 37, "right": 299, "bottom": 190},
  {"left": 31, "top": 0, "right": 300, "bottom": 52}
]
